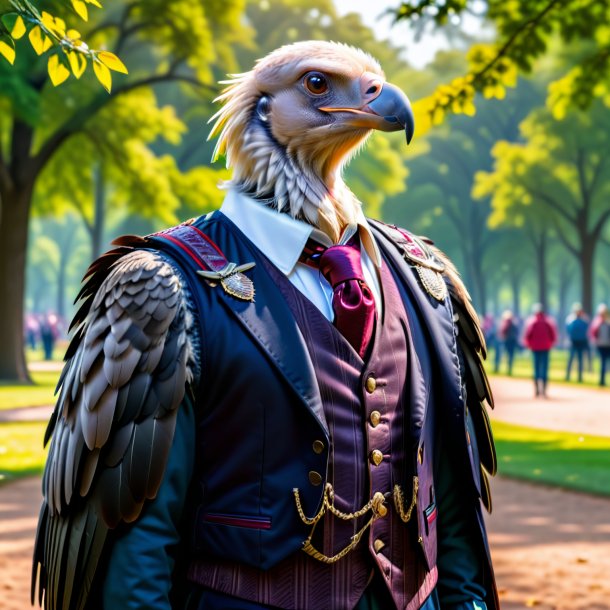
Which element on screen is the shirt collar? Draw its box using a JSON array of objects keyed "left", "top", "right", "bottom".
[{"left": 219, "top": 189, "right": 382, "bottom": 274}]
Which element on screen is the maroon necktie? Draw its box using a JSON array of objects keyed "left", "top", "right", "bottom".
[{"left": 302, "top": 238, "right": 376, "bottom": 358}]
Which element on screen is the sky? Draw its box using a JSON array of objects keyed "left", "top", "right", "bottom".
[{"left": 333, "top": 0, "right": 488, "bottom": 68}]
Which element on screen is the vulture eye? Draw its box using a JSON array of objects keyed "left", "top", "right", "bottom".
[{"left": 304, "top": 72, "right": 328, "bottom": 95}]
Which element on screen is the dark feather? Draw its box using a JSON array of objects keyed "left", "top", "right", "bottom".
[{"left": 33, "top": 245, "right": 194, "bottom": 610}]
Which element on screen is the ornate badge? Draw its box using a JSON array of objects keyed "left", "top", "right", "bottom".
[
  {"left": 416, "top": 266, "right": 448, "bottom": 302},
  {"left": 392, "top": 227, "right": 447, "bottom": 302},
  {"left": 197, "top": 261, "right": 256, "bottom": 302}
]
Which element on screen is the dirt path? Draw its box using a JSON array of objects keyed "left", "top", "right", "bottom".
[
  {"left": 1, "top": 475, "right": 609, "bottom": 610},
  {"left": 2, "top": 379, "right": 610, "bottom": 609},
  {"left": 487, "top": 477, "right": 610, "bottom": 610},
  {"left": 490, "top": 377, "right": 610, "bottom": 437}
]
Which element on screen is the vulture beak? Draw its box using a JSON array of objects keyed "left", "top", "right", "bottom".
[{"left": 320, "top": 81, "right": 415, "bottom": 145}]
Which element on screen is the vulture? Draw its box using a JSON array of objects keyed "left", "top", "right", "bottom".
[{"left": 32, "top": 40, "right": 492, "bottom": 610}]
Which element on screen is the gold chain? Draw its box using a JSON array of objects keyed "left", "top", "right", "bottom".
[
  {"left": 393, "top": 476, "right": 419, "bottom": 523},
  {"left": 293, "top": 480, "right": 418, "bottom": 564}
]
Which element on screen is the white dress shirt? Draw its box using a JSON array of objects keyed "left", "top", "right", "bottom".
[{"left": 220, "top": 189, "right": 383, "bottom": 321}]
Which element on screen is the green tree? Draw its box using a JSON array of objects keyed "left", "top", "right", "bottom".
[
  {"left": 385, "top": 77, "right": 540, "bottom": 312},
  {"left": 474, "top": 101, "right": 610, "bottom": 315},
  {"left": 0, "top": 0, "right": 248, "bottom": 381},
  {"left": 390, "top": 0, "right": 610, "bottom": 128},
  {"left": 27, "top": 214, "right": 88, "bottom": 317}
]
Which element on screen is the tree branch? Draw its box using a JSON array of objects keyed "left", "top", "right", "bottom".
[
  {"left": 529, "top": 187, "right": 577, "bottom": 224},
  {"left": 592, "top": 207, "right": 610, "bottom": 239},
  {"left": 30, "top": 71, "right": 213, "bottom": 182},
  {"left": 574, "top": 147, "right": 591, "bottom": 215},
  {"left": 550, "top": 215, "right": 579, "bottom": 258},
  {"left": 472, "top": 0, "right": 565, "bottom": 84}
]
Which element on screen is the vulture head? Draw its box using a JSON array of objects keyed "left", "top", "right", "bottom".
[{"left": 209, "top": 40, "right": 414, "bottom": 241}]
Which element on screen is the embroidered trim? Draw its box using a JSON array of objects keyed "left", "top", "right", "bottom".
[{"left": 393, "top": 476, "right": 419, "bottom": 523}]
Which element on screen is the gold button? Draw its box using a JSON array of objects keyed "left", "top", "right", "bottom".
[
  {"left": 370, "top": 410, "right": 381, "bottom": 427},
  {"left": 312, "top": 440, "right": 325, "bottom": 454},
  {"left": 308, "top": 471, "right": 322, "bottom": 486},
  {"left": 372, "top": 492, "right": 388, "bottom": 517},
  {"left": 370, "top": 450, "right": 383, "bottom": 466},
  {"left": 373, "top": 539, "right": 385, "bottom": 553},
  {"left": 365, "top": 376, "right": 377, "bottom": 393}
]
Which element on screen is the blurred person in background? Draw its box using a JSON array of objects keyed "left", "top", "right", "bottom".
[
  {"left": 482, "top": 313, "right": 500, "bottom": 372},
  {"left": 590, "top": 304, "right": 610, "bottom": 386},
  {"left": 39, "top": 312, "right": 60, "bottom": 361},
  {"left": 24, "top": 312, "right": 40, "bottom": 351},
  {"left": 524, "top": 303, "right": 557, "bottom": 398},
  {"left": 565, "top": 302, "right": 590, "bottom": 383},
  {"left": 498, "top": 310, "right": 519, "bottom": 375}
]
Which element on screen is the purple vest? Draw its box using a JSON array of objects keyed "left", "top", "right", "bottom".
[{"left": 189, "top": 254, "right": 437, "bottom": 609}]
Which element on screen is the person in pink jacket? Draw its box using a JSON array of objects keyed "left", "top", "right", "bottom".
[{"left": 523, "top": 303, "right": 558, "bottom": 397}]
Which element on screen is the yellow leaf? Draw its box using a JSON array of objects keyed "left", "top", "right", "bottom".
[
  {"left": 11, "top": 15, "right": 26, "bottom": 40},
  {"left": 86, "top": 0, "right": 103, "bottom": 7},
  {"left": 67, "top": 51, "right": 87, "bottom": 78},
  {"left": 93, "top": 60, "right": 112, "bottom": 92},
  {"left": 72, "top": 0, "right": 89, "bottom": 21},
  {"left": 40, "top": 12, "right": 66, "bottom": 38},
  {"left": 48, "top": 54, "right": 70, "bottom": 86},
  {"left": 0, "top": 40, "right": 15, "bottom": 65},
  {"left": 41, "top": 12, "right": 55, "bottom": 31},
  {"left": 28, "top": 26, "right": 53, "bottom": 55},
  {"left": 66, "top": 29, "right": 81, "bottom": 41},
  {"left": 97, "top": 51, "right": 128, "bottom": 74}
]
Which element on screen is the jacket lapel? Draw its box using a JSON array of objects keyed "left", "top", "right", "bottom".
[
  {"left": 370, "top": 222, "right": 464, "bottom": 418},
  {"left": 207, "top": 214, "right": 329, "bottom": 436}
]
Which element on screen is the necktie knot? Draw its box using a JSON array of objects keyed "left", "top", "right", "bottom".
[
  {"left": 318, "top": 244, "right": 366, "bottom": 288},
  {"left": 301, "top": 237, "right": 376, "bottom": 359}
]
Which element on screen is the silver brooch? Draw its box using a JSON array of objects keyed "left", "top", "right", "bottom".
[
  {"left": 416, "top": 266, "right": 447, "bottom": 302},
  {"left": 197, "top": 261, "right": 256, "bottom": 302}
]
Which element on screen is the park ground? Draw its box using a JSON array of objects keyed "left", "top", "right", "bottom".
[{"left": 0, "top": 366, "right": 609, "bottom": 609}]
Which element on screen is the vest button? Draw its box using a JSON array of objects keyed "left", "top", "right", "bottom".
[
  {"left": 370, "top": 410, "right": 381, "bottom": 427},
  {"left": 365, "top": 375, "right": 377, "bottom": 393},
  {"left": 312, "top": 440, "right": 325, "bottom": 454},
  {"left": 370, "top": 450, "right": 383, "bottom": 466},
  {"left": 373, "top": 539, "right": 385, "bottom": 554},
  {"left": 308, "top": 471, "right": 323, "bottom": 486}
]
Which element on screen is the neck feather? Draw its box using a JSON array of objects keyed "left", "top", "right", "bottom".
[{"left": 227, "top": 124, "right": 362, "bottom": 242}]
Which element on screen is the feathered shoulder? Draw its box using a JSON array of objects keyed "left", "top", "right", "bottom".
[
  {"left": 428, "top": 241, "right": 497, "bottom": 511},
  {"left": 32, "top": 235, "right": 195, "bottom": 610}
]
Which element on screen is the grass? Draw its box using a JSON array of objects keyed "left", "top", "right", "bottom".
[
  {"left": 0, "top": 415, "right": 609, "bottom": 497},
  {"left": 487, "top": 347, "right": 606, "bottom": 389},
  {"left": 0, "top": 370, "right": 59, "bottom": 410},
  {"left": 492, "top": 420, "right": 610, "bottom": 497},
  {"left": 0, "top": 421, "right": 48, "bottom": 484}
]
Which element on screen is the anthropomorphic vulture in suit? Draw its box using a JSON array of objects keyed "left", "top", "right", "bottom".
[{"left": 33, "top": 41, "right": 497, "bottom": 610}]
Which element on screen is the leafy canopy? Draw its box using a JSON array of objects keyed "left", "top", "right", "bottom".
[
  {"left": 0, "top": 0, "right": 128, "bottom": 91},
  {"left": 391, "top": 0, "right": 610, "bottom": 130}
]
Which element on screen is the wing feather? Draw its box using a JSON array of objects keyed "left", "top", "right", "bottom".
[
  {"left": 33, "top": 245, "right": 194, "bottom": 610},
  {"left": 430, "top": 244, "right": 498, "bottom": 492}
]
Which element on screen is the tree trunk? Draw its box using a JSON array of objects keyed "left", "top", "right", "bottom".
[
  {"left": 92, "top": 164, "right": 106, "bottom": 259},
  {"left": 533, "top": 232, "right": 548, "bottom": 311},
  {"left": 557, "top": 266, "right": 571, "bottom": 344},
  {"left": 0, "top": 186, "right": 33, "bottom": 381},
  {"left": 56, "top": 223, "right": 77, "bottom": 319},
  {"left": 580, "top": 240, "right": 595, "bottom": 317},
  {"left": 510, "top": 274, "right": 521, "bottom": 318}
]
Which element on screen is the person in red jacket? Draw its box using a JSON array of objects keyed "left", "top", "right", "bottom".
[{"left": 524, "top": 303, "right": 557, "bottom": 397}]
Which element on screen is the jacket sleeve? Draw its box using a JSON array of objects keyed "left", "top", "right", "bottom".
[
  {"left": 434, "top": 422, "right": 488, "bottom": 610},
  {"left": 102, "top": 394, "right": 196, "bottom": 609}
]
